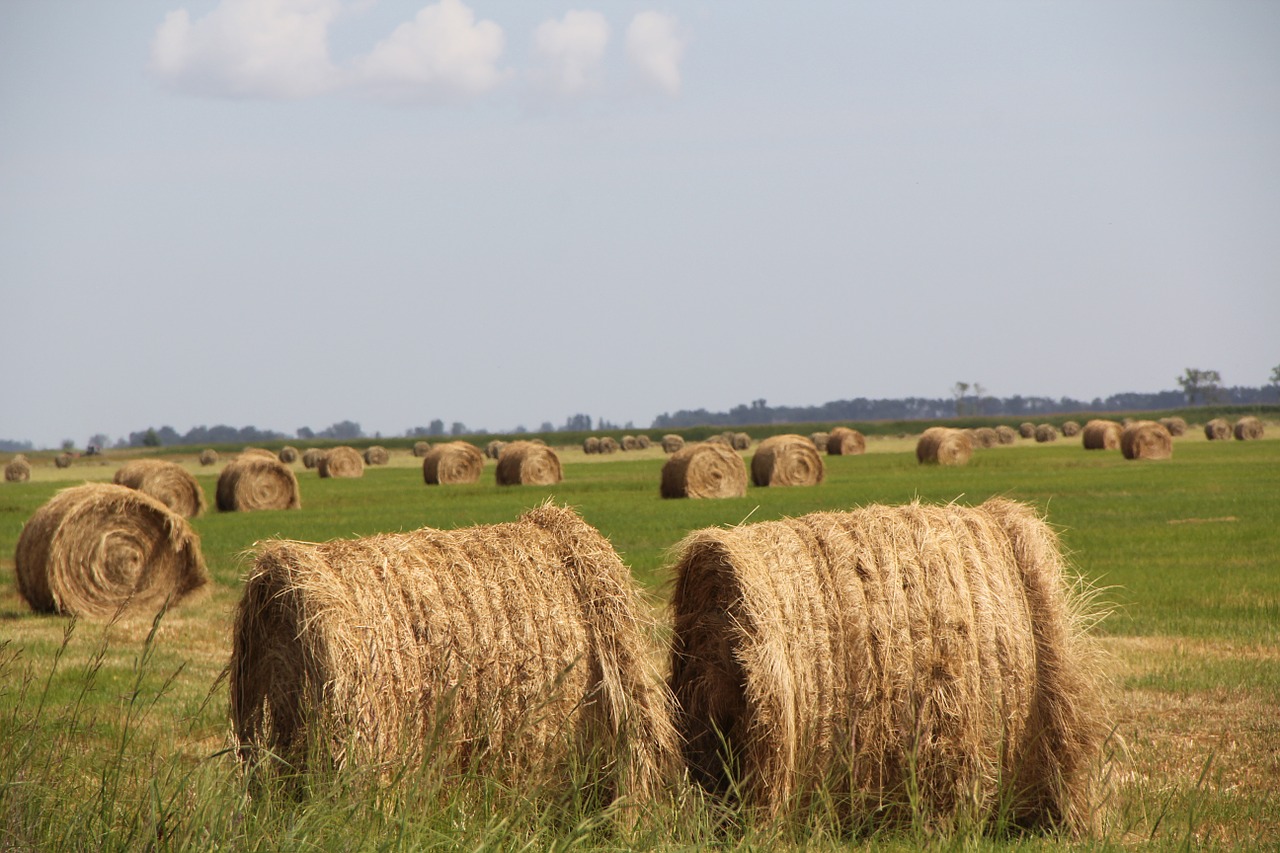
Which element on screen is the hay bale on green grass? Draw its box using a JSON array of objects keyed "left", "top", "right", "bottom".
[
  {"left": 809, "top": 431, "right": 829, "bottom": 451},
  {"left": 661, "top": 442, "right": 747, "bottom": 499},
  {"left": 1234, "top": 416, "right": 1264, "bottom": 441},
  {"left": 1203, "top": 418, "right": 1230, "bottom": 440},
  {"left": 363, "top": 446, "right": 389, "bottom": 466},
  {"left": 318, "top": 446, "right": 363, "bottom": 479},
  {"left": 826, "top": 427, "right": 866, "bottom": 456},
  {"left": 112, "top": 459, "right": 206, "bottom": 518},
  {"left": 302, "top": 448, "right": 325, "bottom": 469},
  {"left": 968, "top": 427, "right": 999, "bottom": 449},
  {"left": 412, "top": 440, "right": 432, "bottom": 457},
  {"left": 1034, "top": 424, "right": 1058, "bottom": 443},
  {"left": 1082, "top": 420, "right": 1122, "bottom": 450},
  {"left": 662, "top": 434, "right": 685, "bottom": 454},
  {"left": 1018, "top": 422, "right": 1035, "bottom": 439},
  {"left": 621, "top": 435, "right": 640, "bottom": 451},
  {"left": 1158, "top": 417, "right": 1187, "bottom": 437},
  {"left": 278, "top": 446, "right": 299, "bottom": 464},
  {"left": 598, "top": 436, "right": 619, "bottom": 454},
  {"left": 422, "top": 441, "right": 484, "bottom": 485},
  {"left": 916, "top": 427, "right": 973, "bottom": 466},
  {"left": 583, "top": 436, "right": 601, "bottom": 454},
  {"left": 486, "top": 440, "right": 507, "bottom": 460},
  {"left": 995, "top": 425, "right": 1018, "bottom": 445},
  {"left": 5, "top": 455, "right": 31, "bottom": 483},
  {"left": 1061, "top": 421, "right": 1081, "bottom": 437},
  {"left": 636, "top": 435, "right": 653, "bottom": 449},
  {"left": 217, "top": 455, "right": 302, "bottom": 512},
  {"left": 1121, "top": 421, "right": 1173, "bottom": 460},
  {"left": 199, "top": 449, "right": 219, "bottom": 466},
  {"left": 751, "top": 434, "right": 824, "bottom": 487},
  {"left": 496, "top": 441, "right": 563, "bottom": 486}
]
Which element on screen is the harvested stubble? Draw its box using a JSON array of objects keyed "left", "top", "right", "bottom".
[
  {"left": 809, "top": 432, "right": 829, "bottom": 451},
  {"left": 662, "top": 434, "right": 685, "bottom": 454},
  {"left": 5, "top": 455, "right": 31, "bottom": 483},
  {"left": 1158, "top": 417, "right": 1187, "bottom": 437},
  {"left": 199, "top": 449, "right": 219, "bottom": 466},
  {"left": 751, "top": 434, "right": 825, "bottom": 488},
  {"left": 1034, "top": 424, "right": 1058, "bottom": 443},
  {"left": 55, "top": 453, "right": 73, "bottom": 469},
  {"left": 621, "top": 435, "right": 640, "bottom": 451},
  {"left": 112, "top": 459, "right": 206, "bottom": 518},
  {"left": 486, "top": 440, "right": 507, "bottom": 460},
  {"left": 968, "top": 427, "right": 999, "bottom": 449},
  {"left": 422, "top": 441, "right": 484, "bottom": 485},
  {"left": 302, "top": 448, "right": 325, "bottom": 469},
  {"left": 636, "top": 435, "right": 653, "bottom": 449},
  {"left": 230, "top": 504, "right": 678, "bottom": 805},
  {"left": 412, "top": 440, "right": 432, "bottom": 458},
  {"left": 661, "top": 442, "right": 747, "bottom": 499},
  {"left": 598, "top": 436, "right": 619, "bottom": 454},
  {"left": 1061, "top": 421, "right": 1081, "bottom": 437},
  {"left": 318, "top": 446, "right": 364, "bottom": 479},
  {"left": 995, "top": 425, "right": 1018, "bottom": 445},
  {"left": 732, "top": 433, "right": 752, "bottom": 451},
  {"left": 496, "top": 441, "right": 563, "bottom": 486},
  {"left": 364, "top": 445, "right": 390, "bottom": 466},
  {"left": 278, "top": 446, "right": 299, "bottom": 464},
  {"left": 916, "top": 427, "right": 973, "bottom": 466},
  {"left": 667, "top": 499, "right": 1108, "bottom": 831},
  {"left": 1234, "top": 416, "right": 1264, "bottom": 441},
  {"left": 583, "top": 436, "right": 601, "bottom": 454},
  {"left": 1082, "top": 420, "right": 1122, "bottom": 451},
  {"left": 216, "top": 455, "right": 301, "bottom": 512},
  {"left": 1204, "top": 418, "right": 1231, "bottom": 440},
  {"left": 1121, "top": 420, "right": 1173, "bottom": 460},
  {"left": 826, "top": 427, "right": 866, "bottom": 456},
  {"left": 1018, "top": 422, "right": 1036, "bottom": 439},
  {"left": 15, "top": 482, "right": 209, "bottom": 619}
]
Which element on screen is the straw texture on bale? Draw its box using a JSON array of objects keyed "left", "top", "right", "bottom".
[
  {"left": 636, "top": 435, "right": 653, "bottom": 449},
  {"left": 55, "top": 453, "right": 73, "bottom": 469},
  {"left": 995, "top": 425, "right": 1018, "bottom": 445},
  {"left": 968, "top": 427, "right": 998, "bottom": 449},
  {"left": 422, "top": 441, "right": 484, "bottom": 485},
  {"left": 621, "top": 435, "right": 639, "bottom": 451},
  {"left": 1018, "top": 422, "right": 1036, "bottom": 439},
  {"left": 112, "top": 459, "right": 206, "bottom": 518},
  {"left": 667, "top": 499, "right": 1107, "bottom": 831},
  {"left": 1157, "top": 417, "right": 1187, "bottom": 437},
  {"left": 1121, "top": 420, "right": 1173, "bottom": 460},
  {"left": 1204, "top": 418, "right": 1231, "bottom": 440},
  {"left": 662, "top": 434, "right": 685, "bottom": 454},
  {"left": 318, "top": 446, "right": 364, "bottom": 479},
  {"left": 278, "top": 446, "right": 299, "bottom": 464},
  {"left": 199, "top": 449, "right": 219, "bottom": 466},
  {"left": 486, "top": 440, "right": 507, "bottom": 460},
  {"left": 916, "top": 427, "right": 973, "bottom": 466},
  {"left": 412, "top": 440, "right": 432, "bottom": 458},
  {"left": 583, "top": 436, "right": 601, "bottom": 454},
  {"left": 363, "top": 446, "right": 389, "bottom": 466},
  {"left": 732, "top": 433, "right": 752, "bottom": 451},
  {"left": 302, "top": 448, "right": 325, "bottom": 469},
  {"left": 826, "top": 427, "right": 865, "bottom": 456},
  {"left": 1234, "top": 416, "right": 1264, "bottom": 441},
  {"left": 661, "top": 442, "right": 747, "bottom": 499},
  {"left": 15, "top": 482, "right": 209, "bottom": 619},
  {"left": 496, "top": 441, "right": 563, "bottom": 486},
  {"left": 1082, "top": 420, "right": 1122, "bottom": 451},
  {"left": 1061, "top": 421, "right": 1081, "bottom": 437},
  {"left": 751, "top": 434, "right": 825, "bottom": 488},
  {"left": 809, "top": 432, "right": 829, "bottom": 451},
  {"left": 1034, "top": 424, "right": 1058, "bottom": 443},
  {"left": 216, "top": 455, "right": 302, "bottom": 512},
  {"left": 230, "top": 504, "right": 678, "bottom": 804},
  {"left": 5, "top": 455, "right": 31, "bottom": 483},
  {"left": 598, "top": 436, "right": 619, "bottom": 454}
]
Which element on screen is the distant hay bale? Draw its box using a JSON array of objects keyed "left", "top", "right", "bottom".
[
  {"left": 826, "top": 427, "right": 866, "bottom": 456},
  {"left": 1203, "top": 418, "right": 1231, "bottom": 441},
  {"left": 199, "top": 449, "right": 219, "bottom": 466},
  {"left": 1019, "top": 422, "right": 1036, "bottom": 439},
  {"left": 1121, "top": 420, "right": 1173, "bottom": 460},
  {"left": 750, "top": 434, "right": 825, "bottom": 487},
  {"left": 667, "top": 499, "right": 1108, "bottom": 830},
  {"left": 1061, "top": 421, "right": 1081, "bottom": 437},
  {"left": 422, "top": 441, "right": 484, "bottom": 485},
  {"left": 621, "top": 435, "right": 640, "bottom": 451},
  {"left": 278, "top": 446, "right": 299, "bottom": 464},
  {"left": 916, "top": 427, "right": 973, "bottom": 466},
  {"left": 5, "top": 455, "right": 31, "bottom": 483},
  {"left": 660, "top": 442, "right": 747, "bottom": 500},
  {"left": 1082, "top": 420, "right": 1122, "bottom": 450},
  {"left": 230, "top": 504, "right": 677, "bottom": 804},
  {"left": 732, "top": 433, "right": 752, "bottom": 451},
  {"left": 1157, "top": 417, "right": 1187, "bottom": 437},
  {"left": 598, "top": 437, "right": 619, "bottom": 454},
  {"left": 995, "top": 425, "right": 1018, "bottom": 445},
  {"left": 241, "top": 448, "right": 277, "bottom": 460},
  {"left": 15, "top": 482, "right": 209, "bottom": 619},
  {"left": 363, "top": 446, "right": 390, "bottom": 466},
  {"left": 486, "top": 440, "right": 507, "bottom": 460},
  {"left": 662, "top": 434, "right": 685, "bottom": 454},
  {"left": 112, "top": 459, "right": 206, "bottom": 518},
  {"left": 1034, "top": 424, "right": 1058, "bottom": 443},
  {"left": 55, "top": 453, "right": 73, "bottom": 469},
  {"left": 302, "top": 448, "right": 325, "bottom": 469},
  {"left": 969, "top": 427, "right": 999, "bottom": 449},
  {"left": 809, "top": 431, "right": 829, "bottom": 451},
  {"left": 412, "top": 440, "right": 432, "bottom": 458},
  {"left": 217, "top": 455, "right": 302, "bottom": 512},
  {"left": 705, "top": 433, "right": 732, "bottom": 446},
  {"left": 496, "top": 441, "right": 563, "bottom": 486},
  {"left": 318, "top": 446, "right": 364, "bottom": 479},
  {"left": 1234, "top": 416, "right": 1264, "bottom": 441},
  {"left": 636, "top": 435, "right": 653, "bottom": 449},
  {"left": 583, "top": 436, "right": 601, "bottom": 454}
]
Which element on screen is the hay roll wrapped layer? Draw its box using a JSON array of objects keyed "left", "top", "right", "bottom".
[
  {"left": 230, "top": 504, "right": 678, "bottom": 804},
  {"left": 422, "top": 441, "right": 484, "bottom": 485},
  {"left": 1204, "top": 418, "right": 1231, "bottom": 440},
  {"left": 1121, "top": 420, "right": 1173, "bottom": 460},
  {"left": 661, "top": 442, "right": 748, "bottom": 499},
  {"left": 1234, "top": 416, "right": 1264, "bottom": 441},
  {"left": 318, "top": 446, "right": 364, "bottom": 478},
  {"left": 667, "top": 499, "right": 1107, "bottom": 830},
  {"left": 112, "top": 459, "right": 206, "bottom": 518},
  {"left": 1082, "top": 420, "right": 1122, "bottom": 450},
  {"left": 216, "top": 455, "right": 301, "bottom": 512},
  {"left": 15, "top": 482, "right": 209, "bottom": 618},
  {"left": 916, "top": 427, "right": 972, "bottom": 466},
  {"left": 826, "top": 427, "right": 865, "bottom": 456},
  {"left": 750, "top": 434, "right": 825, "bottom": 487},
  {"left": 495, "top": 441, "right": 562, "bottom": 486}
]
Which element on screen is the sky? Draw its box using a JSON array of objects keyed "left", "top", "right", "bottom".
[{"left": 2, "top": 1, "right": 1278, "bottom": 449}]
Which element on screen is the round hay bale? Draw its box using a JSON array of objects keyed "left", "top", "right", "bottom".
[
  {"left": 278, "top": 446, "right": 299, "bottom": 464},
  {"left": 318, "top": 446, "right": 363, "bottom": 479},
  {"left": 241, "top": 447, "right": 277, "bottom": 460},
  {"left": 422, "top": 441, "right": 484, "bottom": 485},
  {"left": 4, "top": 455, "right": 31, "bottom": 483},
  {"left": 968, "top": 427, "right": 999, "bottom": 449},
  {"left": 636, "top": 435, "right": 653, "bottom": 449},
  {"left": 1082, "top": 419, "right": 1122, "bottom": 450},
  {"left": 621, "top": 435, "right": 640, "bottom": 451},
  {"left": 412, "top": 440, "right": 432, "bottom": 458},
  {"left": 826, "top": 427, "right": 866, "bottom": 456},
  {"left": 230, "top": 504, "right": 678, "bottom": 803},
  {"left": 916, "top": 427, "right": 973, "bottom": 466},
  {"left": 662, "top": 434, "right": 685, "bottom": 454},
  {"left": 15, "top": 482, "right": 209, "bottom": 619},
  {"left": 598, "top": 436, "right": 619, "bottom": 454},
  {"left": 583, "top": 436, "right": 601, "bottom": 454},
  {"left": 1018, "top": 422, "right": 1036, "bottom": 439},
  {"left": 667, "top": 499, "right": 1108, "bottom": 830},
  {"left": 661, "top": 442, "right": 747, "bottom": 499},
  {"left": 1203, "top": 418, "right": 1231, "bottom": 440},
  {"left": 199, "top": 449, "right": 219, "bottom": 466},
  {"left": 112, "top": 459, "right": 206, "bottom": 518},
  {"left": 1034, "top": 424, "right": 1058, "bottom": 443},
  {"left": 495, "top": 441, "right": 563, "bottom": 487},
  {"left": 995, "top": 425, "right": 1018, "bottom": 445},
  {"left": 1234, "top": 416, "right": 1264, "bottom": 441},
  {"left": 732, "top": 432, "right": 752, "bottom": 451},
  {"left": 363, "top": 445, "right": 389, "bottom": 466},
  {"left": 301, "top": 448, "right": 325, "bottom": 469},
  {"left": 1061, "top": 421, "right": 1081, "bottom": 437},
  {"left": 485, "top": 440, "right": 507, "bottom": 460},
  {"left": 54, "top": 452, "right": 73, "bottom": 469},
  {"left": 705, "top": 433, "right": 732, "bottom": 447},
  {"left": 750, "top": 434, "right": 825, "bottom": 487},
  {"left": 1157, "top": 417, "right": 1187, "bottom": 437},
  {"left": 216, "top": 455, "right": 301, "bottom": 512},
  {"left": 809, "top": 431, "right": 829, "bottom": 451},
  {"left": 1121, "top": 420, "right": 1173, "bottom": 460}
]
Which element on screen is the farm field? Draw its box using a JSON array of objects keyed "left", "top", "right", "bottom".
[{"left": 1, "top": 426, "right": 1278, "bottom": 850}]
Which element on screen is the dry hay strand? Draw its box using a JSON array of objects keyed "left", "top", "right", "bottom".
[
  {"left": 732, "top": 433, "right": 752, "bottom": 451},
  {"left": 1082, "top": 420, "right": 1122, "bottom": 451},
  {"left": 826, "top": 427, "right": 865, "bottom": 456},
  {"left": 412, "top": 440, "right": 432, "bottom": 457},
  {"left": 112, "top": 459, "right": 206, "bottom": 518},
  {"left": 230, "top": 504, "right": 679, "bottom": 806},
  {"left": 495, "top": 441, "right": 563, "bottom": 486},
  {"left": 486, "top": 440, "right": 507, "bottom": 460},
  {"left": 318, "top": 446, "right": 364, "bottom": 479},
  {"left": 1018, "top": 422, "right": 1036, "bottom": 439},
  {"left": 5, "top": 454, "right": 32, "bottom": 483},
  {"left": 15, "top": 482, "right": 209, "bottom": 619},
  {"left": 241, "top": 447, "right": 277, "bottom": 460},
  {"left": 621, "top": 435, "right": 640, "bottom": 451},
  {"left": 809, "top": 431, "right": 830, "bottom": 450},
  {"left": 1234, "top": 416, "right": 1264, "bottom": 441},
  {"left": 302, "top": 448, "right": 326, "bottom": 469},
  {"left": 1157, "top": 417, "right": 1187, "bottom": 437},
  {"left": 1061, "top": 421, "right": 1081, "bottom": 437},
  {"left": 1203, "top": 418, "right": 1231, "bottom": 441},
  {"left": 995, "top": 425, "right": 1018, "bottom": 445},
  {"left": 968, "top": 427, "right": 999, "bottom": 449},
  {"left": 598, "top": 436, "right": 619, "bottom": 454},
  {"left": 583, "top": 436, "right": 601, "bottom": 455},
  {"left": 1034, "top": 424, "right": 1058, "bottom": 443},
  {"left": 422, "top": 441, "right": 484, "bottom": 485},
  {"left": 667, "top": 499, "right": 1109, "bottom": 832},
  {"left": 636, "top": 435, "right": 653, "bottom": 450},
  {"left": 1121, "top": 420, "right": 1173, "bottom": 460},
  {"left": 216, "top": 455, "right": 302, "bottom": 512},
  {"left": 751, "top": 434, "right": 825, "bottom": 488},
  {"left": 55, "top": 453, "right": 73, "bottom": 469},
  {"left": 199, "top": 449, "right": 219, "bottom": 466},
  {"left": 364, "top": 445, "right": 390, "bottom": 466},
  {"left": 662, "top": 434, "right": 685, "bottom": 454},
  {"left": 916, "top": 427, "right": 973, "bottom": 466},
  {"left": 278, "top": 446, "right": 299, "bottom": 464},
  {"left": 661, "top": 442, "right": 747, "bottom": 500}
]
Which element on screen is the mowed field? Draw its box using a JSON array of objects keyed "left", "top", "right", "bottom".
[{"left": 1, "top": 424, "right": 1277, "bottom": 850}]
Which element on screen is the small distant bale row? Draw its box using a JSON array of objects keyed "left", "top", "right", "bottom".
[
  {"left": 112, "top": 459, "right": 205, "bottom": 518},
  {"left": 916, "top": 427, "right": 973, "bottom": 466},
  {"left": 617, "top": 434, "right": 654, "bottom": 451},
  {"left": 5, "top": 455, "right": 31, "bottom": 482},
  {"left": 217, "top": 453, "right": 301, "bottom": 512},
  {"left": 423, "top": 441, "right": 484, "bottom": 485},
  {"left": 583, "top": 436, "right": 620, "bottom": 455},
  {"left": 826, "top": 426, "right": 865, "bottom": 456},
  {"left": 750, "top": 434, "right": 825, "bottom": 487}
]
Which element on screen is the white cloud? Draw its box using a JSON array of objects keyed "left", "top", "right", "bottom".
[
  {"left": 626, "top": 11, "right": 683, "bottom": 96},
  {"left": 531, "top": 10, "right": 610, "bottom": 97},
  {"left": 149, "top": 0, "right": 341, "bottom": 99}
]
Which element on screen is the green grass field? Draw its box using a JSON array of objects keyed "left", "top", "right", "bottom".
[{"left": 2, "top": 425, "right": 1277, "bottom": 850}]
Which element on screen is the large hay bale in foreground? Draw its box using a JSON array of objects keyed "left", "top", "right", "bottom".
[
  {"left": 278, "top": 446, "right": 299, "bottom": 464},
  {"left": 112, "top": 459, "right": 206, "bottom": 518},
  {"left": 230, "top": 504, "right": 678, "bottom": 804},
  {"left": 1121, "top": 420, "right": 1173, "bottom": 460},
  {"left": 55, "top": 453, "right": 73, "bottom": 469},
  {"left": 5, "top": 455, "right": 31, "bottom": 483},
  {"left": 1158, "top": 417, "right": 1187, "bottom": 437},
  {"left": 199, "top": 449, "right": 219, "bottom": 466},
  {"left": 1234, "top": 416, "right": 1264, "bottom": 441},
  {"left": 826, "top": 427, "right": 865, "bottom": 456},
  {"left": 496, "top": 441, "right": 563, "bottom": 486},
  {"left": 916, "top": 427, "right": 973, "bottom": 466},
  {"left": 583, "top": 436, "right": 601, "bottom": 454},
  {"left": 15, "top": 482, "right": 209, "bottom": 619},
  {"left": 363, "top": 445, "right": 390, "bottom": 466},
  {"left": 667, "top": 499, "right": 1108, "bottom": 831},
  {"left": 318, "top": 446, "right": 364, "bottom": 479},
  {"left": 412, "top": 440, "right": 432, "bottom": 458},
  {"left": 1018, "top": 422, "right": 1036, "bottom": 439},
  {"left": 217, "top": 455, "right": 301, "bottom": 512},
  {"left": 422, "top": 441, "right": 484, "bottom": 485},
  {"left": 1061, "top": 421, "right": 1081, "bottom": 437},
  {"left": 662, "top": 434, "right": 685, "bottom": 454},
  {"left": 661, "top": 442, "right": 747, "bottom": 499},
  {"left": 995, "top": 425, "right": 1018, "bottom": 445},
  {"left": 1034, "top": 424, "right": 1058, "bottom": 443},
  {"left": 1082, "top": 420, "right": 1122, "bottom": 450},
  {"left": 1203, "top": 418, "right": 1231, "bottom": 440},
  {"left": 302, "top": 448, "right": 325, "bottom": 469},
  {"left": 751, "top": 434, "right": 825, "bottom": 488}
]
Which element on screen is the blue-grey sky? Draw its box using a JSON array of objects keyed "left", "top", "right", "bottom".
[{"left": 2, "top": 1, "right": 1277, "bottom": 448}]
